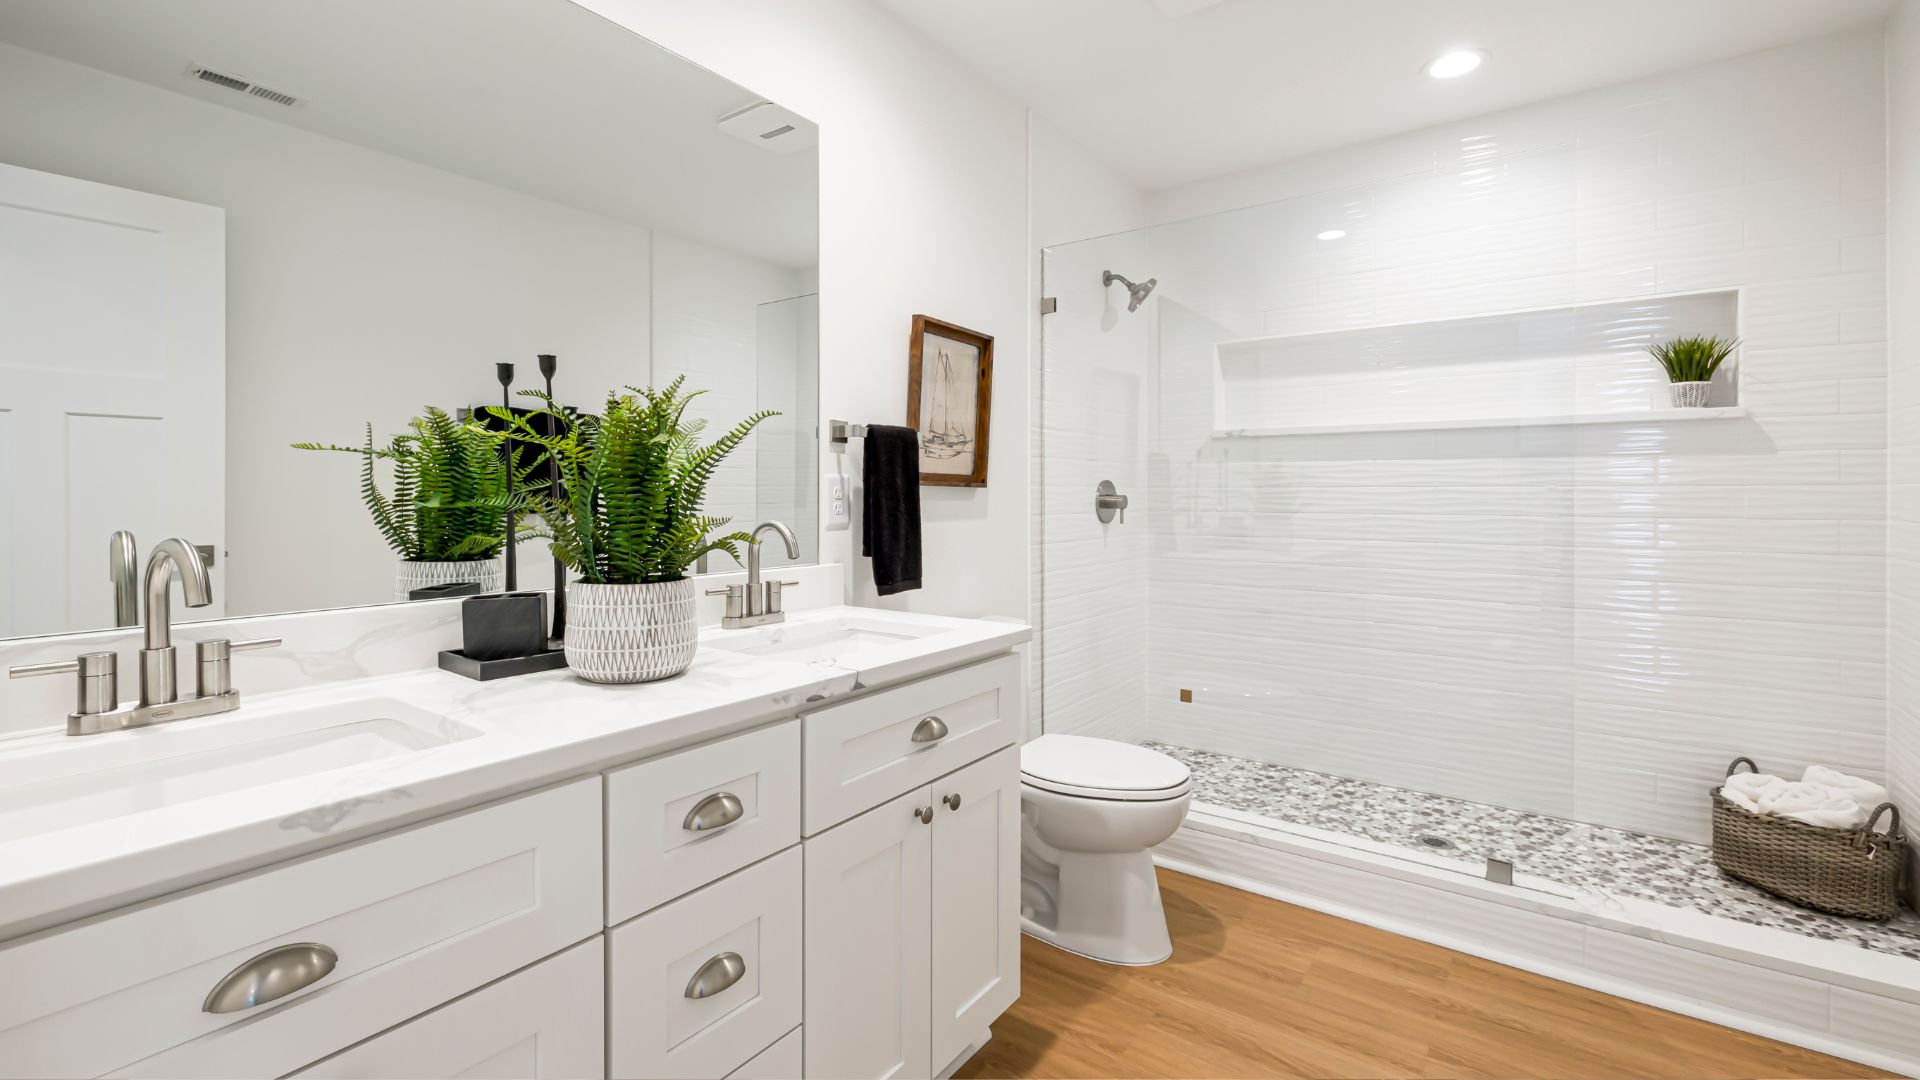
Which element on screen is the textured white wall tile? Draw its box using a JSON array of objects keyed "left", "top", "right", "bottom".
[{"left": 1071, "top": 30, "right": 1889, "bottom": 845}]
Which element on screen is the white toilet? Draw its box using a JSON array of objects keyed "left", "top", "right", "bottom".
[{"left": 1018, "top": 734, "right": 1192, "bottom": 965}]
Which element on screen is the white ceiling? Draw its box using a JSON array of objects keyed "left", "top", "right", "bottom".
[
  {"left": 0, "top": 0, "right": 819, "bottom": 267},
  {"left": 875, "top": 0, "right": 1897, "bottom": 192}
]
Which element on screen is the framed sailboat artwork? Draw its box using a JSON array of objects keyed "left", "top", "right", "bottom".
[{"left": 906, "top": 314, "right": 994, "bottom": 487}]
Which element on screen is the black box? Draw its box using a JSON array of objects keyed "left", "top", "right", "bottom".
[{"left": 461, "top": 591, "right": 547, "bottom": 661}]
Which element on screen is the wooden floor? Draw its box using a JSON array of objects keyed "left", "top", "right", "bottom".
[{"left": 955, "top": 869, "right": 1887, "bottom": 1080}]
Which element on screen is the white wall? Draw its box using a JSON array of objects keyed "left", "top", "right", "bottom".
[
  {"left": 575, "top": 0, "right": 1033, "bottom": 620},
  {"left": 0, "top": 40, "right": 805, "bottom": 620},
  {"left": 1887, "top": 7, "right": 1920, "bottom": 862},
  {"left": 1028, "top": 117, "right": 1153, "bottom": 741},
  {"left": 1131, "top": 31, "right": 1888, "bottom": 844}
]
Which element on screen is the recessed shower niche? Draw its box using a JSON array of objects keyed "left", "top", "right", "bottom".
[{"left": 1210, "top": 288, "right": 1742, "bottom": 437}]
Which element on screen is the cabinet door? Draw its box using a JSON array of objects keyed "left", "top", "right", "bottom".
[
  {"left": 928, "top": 747, "right": 1021, "bottom": 1072},
  {"left": 293, "top": 939, "right": 602, "bottom": 1080},
  {"left": 803, "top": 785, "right": 933, "bottom": 1080}
]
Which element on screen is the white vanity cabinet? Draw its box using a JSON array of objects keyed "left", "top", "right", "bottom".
[
  {"left": 0, "top": 777, "right": 602, "bottom": 1080},
  {"left": 0, "top": 643, "right": 1026, "bottom": 1080},
  {"left": 800, "top": 655, "right": 1024, "bottom": 1080}
]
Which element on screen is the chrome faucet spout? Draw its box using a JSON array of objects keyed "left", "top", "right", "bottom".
[
  {"left": 746, "top": 520, "right": 801, "bottom": 589},
  {"left": 144, "top": 538, "right": 212, "bottom": 650},
  {"left": 140, "top": 538, "right": 212, "bottom": 706}
]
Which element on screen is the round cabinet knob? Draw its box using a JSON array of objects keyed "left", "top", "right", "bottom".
[
  {"left": 943, "top": 793, "right": 962, "bottom": 811},
  {"left": 915, "top": 805, "right": 935, "bottom": 825}
]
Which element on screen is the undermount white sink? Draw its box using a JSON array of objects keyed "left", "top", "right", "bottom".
[
  {"left": 705, "top": 614, "right": 948, "bottom": 665},
  {"left": 0, "top": 698, "right": 479, "bottom": 844}
]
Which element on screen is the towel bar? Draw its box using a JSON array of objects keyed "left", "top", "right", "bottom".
[{"left": 829, "top": 420, "right": 920, "bottom": 444}]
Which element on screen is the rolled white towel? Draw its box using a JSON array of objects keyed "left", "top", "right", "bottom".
[
  {"left": 1802, "top": 765, "right": 1889, "bottom": 810},
  {"left": 1760, "top": 781, "right": 1868, "bottom": 830},
  {"left": 1721, "top": 771, "right": 1786, "bottom": 814}
]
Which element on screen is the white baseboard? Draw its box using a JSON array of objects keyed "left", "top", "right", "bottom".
[{"left": 1157, "top": 816, "right": 1920, "bottom": 1078}]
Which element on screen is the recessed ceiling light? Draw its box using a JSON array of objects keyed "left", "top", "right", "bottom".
[
  {"left": 1425, "top": 49, "right": 1486, "bottom": 79},
  {"left": 1316, "top": 229, "right": 1347, "bottom": 241}
]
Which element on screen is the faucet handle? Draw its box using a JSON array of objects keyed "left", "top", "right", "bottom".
[
  {"left": 704, "top": 583, "right": 747, "bottom": 621},
  {"left": 194, "top": 638, "right": 281, "bottom": 698},
  {"left": 763, "top": 580, "right": 801, "bottom": 615},
  {"left": 10, "top": 652, "right": 118, "bottom": 717}
]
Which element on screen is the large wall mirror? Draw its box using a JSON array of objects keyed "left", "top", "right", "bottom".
[{"left": 0, "top": 0, "right": 820, "bottom": 640}]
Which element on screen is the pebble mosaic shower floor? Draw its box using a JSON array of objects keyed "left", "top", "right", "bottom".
[{"left": 1146, "top": 742, "right": 1920, "bottom": 962}]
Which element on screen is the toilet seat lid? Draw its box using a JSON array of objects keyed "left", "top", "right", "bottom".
[{"left": 1021, "top": 735, "right": 1191, "bottom": 800}]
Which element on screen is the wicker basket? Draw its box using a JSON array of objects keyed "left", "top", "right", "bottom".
[{"left": 1710, "top": 757, "right": 1907, "bottom": 920}]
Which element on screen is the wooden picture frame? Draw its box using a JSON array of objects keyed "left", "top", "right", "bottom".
[{"left": 905, "top": 314, "right": 993, "bottom": 487}]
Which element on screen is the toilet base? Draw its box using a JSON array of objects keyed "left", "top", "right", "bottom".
[
  {"left": 1018, "top": 846, "right": 1175, "bottom": 966},
  {"left": 1022, "top": 920, "right": 1173, "bottom": 967}
]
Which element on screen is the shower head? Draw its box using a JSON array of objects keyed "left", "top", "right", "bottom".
[{"left": 1102, "top": 270, "right": 1157, "bottom": 313}]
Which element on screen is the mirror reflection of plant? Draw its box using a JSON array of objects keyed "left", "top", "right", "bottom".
[
  {"left": 478, "top": 377, "right": 776, "bottom": 585},
  {"left": 293, "top": 406, "right": 537, "bottom": 561},
  {"left": 1647, "top": 334, "right": 1739, "bottom": 383}
]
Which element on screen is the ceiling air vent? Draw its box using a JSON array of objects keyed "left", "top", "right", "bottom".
[
  {"left": 716, "top": 102, "right": 817, "bottom": 155},
  {"left": 189, "top": 66, "right": 300, "bottom": 107}
]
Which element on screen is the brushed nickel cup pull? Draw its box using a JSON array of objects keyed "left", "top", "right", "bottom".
[
  {"left": 683, "top": 791, "right": 745, "bottom": 832},
  {"left": 915, "top": 805, "right": 935, "bottom": 825},
  {"left": 943, "top": 793, "right": 962, "bottom": 811},
  {"left": 910, "top": 716, "right": 949, "bottom": 744},
  {"left": 202, "top": 942, "right": 338, "bottom": 1014},
  {"left": 684, "top": 951, "right": 746, "bottom": 999}
]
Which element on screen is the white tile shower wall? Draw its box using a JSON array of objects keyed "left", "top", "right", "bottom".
[
  {"left": 1142, "top": 31, "right": 1888, "bottom": 844},
  {"left": 1889, "top": 6, "right": 1920, "bottom": 898}
]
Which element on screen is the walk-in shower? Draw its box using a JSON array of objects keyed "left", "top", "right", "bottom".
[{"left": 1035, "top": 136, "right": 1917, "bottom": 961}]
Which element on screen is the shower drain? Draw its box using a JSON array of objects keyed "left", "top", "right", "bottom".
[{"left": 1415, "top": 833, "right": 1459, "bottom": 852}]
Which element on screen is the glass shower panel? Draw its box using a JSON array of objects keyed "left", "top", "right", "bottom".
[
  {"left": 1037, "top": 230, "right": 1155, "bottom": 747},
  {"left": 1040, "top": 143, "right": 1585, "bottom": 882}
]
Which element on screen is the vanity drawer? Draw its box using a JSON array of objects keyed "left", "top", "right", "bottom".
[
  {"left": 608, "top": 847, "right": 801, "bottom": 1080},
  {"left": 293, "top": 937, "right": 604, "bottom": 1079},
  {"left": 728, "top": 1026, "right": 802, "bottom": 1080},
  {"left": 606, "top": 719, "right": 799, "bottom": 922},
  {"left": 0, "top": 777, "right": 601, "bottom": 1080},
  {"left": 801, "top": 653, "right": 1022, "bottom": 833}
]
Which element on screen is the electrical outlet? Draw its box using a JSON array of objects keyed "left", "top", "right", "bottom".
[{"left": 825, "top": 475, "right": 849, "bottom": 530}]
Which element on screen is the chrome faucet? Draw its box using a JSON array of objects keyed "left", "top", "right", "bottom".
[
  {"left": 9, "top": 537, "right": 280, "bottom": 735},
  {"left": 140, "top": 537, "right": 213, "bottom": 707},
  {"left": 706, "top": 520, "right": 801, "bottom": 629}
]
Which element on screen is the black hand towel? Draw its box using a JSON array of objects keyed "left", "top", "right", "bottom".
[{"left": 862, "top": 424, "right": 922, "bottom": 595}]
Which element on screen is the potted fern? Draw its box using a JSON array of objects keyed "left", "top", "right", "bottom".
[
  {"left": 1647, "top": 334, "right": 1738, "bottom": 408},
  {"left": 294, "top": 407, "right": 530, "bottom": 600},
  {"left": 482, "top": 378, "right": 773, "bottom": 683}
]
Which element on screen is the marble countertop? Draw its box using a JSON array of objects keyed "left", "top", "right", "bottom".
[{"left": 0, "top": 606, "right": 1029, "bottom": 939}]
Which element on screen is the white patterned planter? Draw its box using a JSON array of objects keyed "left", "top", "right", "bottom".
[
  {"left": 1668, "top": 381, "right": 1713, "bottom": 408},
  {"left": 394, "top": 558, "right": 503, "bottom": 601},
  {"left": 564, "top": 579, "right": 698, "bottom": 683}
]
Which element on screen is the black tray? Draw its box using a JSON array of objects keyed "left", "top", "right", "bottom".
[{"left": 437, "top": 647, "right": 568, "bottom": 681}]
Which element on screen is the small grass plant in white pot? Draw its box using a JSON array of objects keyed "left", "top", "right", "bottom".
[
  {"left": 295, "top": 407, "right": 533, "bottom": 599},
  {"left": 481, "top": 378, "right": 773, "bottom": 683},
  {"left": 1647, "top": 334, "right": 1738, "bottom": 408}
]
